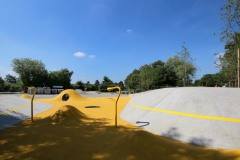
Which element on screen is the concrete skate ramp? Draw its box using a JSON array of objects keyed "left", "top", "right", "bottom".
[
  {"left": 120, "top": 87, "right": 240, "bottom": 149},
  {"left": 0, "top": 94, "right": 52, "bottom": 130}
]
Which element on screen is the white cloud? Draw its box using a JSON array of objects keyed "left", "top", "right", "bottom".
[
  {"left": 74, "top": 51, "right": 96, "bottom": 59},
  {"left": 88, "top": 55, "right": 96, "bottom": 58},
  {"left": 74, "top": 51, "right": 87, "bottom": 58},
  {"left": 126, "top": 29, "right": 132, "bottom": 33}
]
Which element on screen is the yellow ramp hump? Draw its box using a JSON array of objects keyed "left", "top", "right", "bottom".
[{"left": 51, "top": 89, "right": 85, "bottom": 102}]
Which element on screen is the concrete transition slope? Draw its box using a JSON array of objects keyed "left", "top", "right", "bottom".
[
  {"left": 0, "top": 94, "right": 52, "bottom": 130},
  {"left": 120, "top": 87, "right": 240, "bottom": 150}
]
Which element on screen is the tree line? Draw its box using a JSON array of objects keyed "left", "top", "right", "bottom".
[
  {"left": 194, "top": 34, "right": 239, "bottom": 87},
  {"left": 0, "top": 45, "right": 197, "bottom": 93},
  {"left": 0, "top": 74, "right": 22, "bottom": 92},
  {"left": 73, "top": 44, "right": 197, "bottom": 93},
  {"left": 0, "top": 58, "right": 74, "bottom": 92},
  {"left": 0, "top": 58, "right": 125, "bottom": 92},
  {"left": 125, "top": 45, "right": 196, "bottom": 92},
  {"left": 194, "top": 33, "right": 240, "bottom": 87},
  {"left": 73, "top": 76, "right": 125, "bottom": 92}
]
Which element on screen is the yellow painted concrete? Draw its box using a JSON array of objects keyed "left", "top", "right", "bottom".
[
  {"left": 1, "top": 89, "right": 240, "bottom": 160},
  {"left": 130, "top": 101, "right": 240, "bottom": 123}
]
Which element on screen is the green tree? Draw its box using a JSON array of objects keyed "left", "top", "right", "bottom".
[
  {"left": 118, "top": 81, "right": 125, "bottom": 90},
  {"left": 85, "top": 81, "right": 96, "bottom": 91},
  {"left": 3, "top": 75, "right": 23, "bottom": 92},
  {"left": 193, "top": 79, "right": 202, "bottom": 86},
  {"left": 85, "top": 81, "right": 91, "bottom": 90},
  {"left": 139, "top": 64, "right": 154, "bottom": 90},
  {"left": 102, "top": 76, "right": 113, "bottom": 85},
  {"left": 12, "top": 58, "right": 48, "bottom": 89},
  {"left": 150, "top": 61, "right": 163, "bottom": 88},
  {"left": 125, "top": 69, "right": 141, "bottom": 90},
  {"left": 200, "top": 74, "right": 216, "bottom": 87},
  {"left": 48, "top": 68, "right": 73, "bottom": 89},
  {"left": 0, "top": 76, "right": 4, "bottom": 91},
  {"left": 223, "top": 41, "right": 238, "bottom": 86},
  {"left": 165, "top": 55, "right": 184, "bottom": 86},
  {"left": 221, "top": 0, "right": 240, "bottom": 43},
  {"left": 5, "top": 74, "right": 17, "bottom": 84},
  {"left": 177, "top": 45, "right": 196, "bottom": 86},
  {"left": 214, "top": 34, "right": 240, "bottom": 87},
  {"left": 214, "top": 72, "right": 227, "bottom": 86},
  {"left": 164, "top": 64, "right": 178, "bottom": 86},
  {"left": 75, "top": 80, "right": 84, "bottom": 90},
  {"left": 151, "top": 60, "right": 178, "bottom": 88},
  {"left": 166, "top": 45, "right": 196, "bottom": 86},
  {"left": 94, "top": 80, "right": 100, "bottom": 91},
  {"left": 3, "top": 81, "right": 22, "bottom": 92},
  {"left": 194, "top": 73, "right": 227, "bottom": 87},
  {"left": 125, "top": 60, "right": 178, "bottom": 92},
  {"left": 100, "top": 76, "right": 114, "bottom": 91},
  {"left": 220, "top": 0, "right": 240, "bottom": 87}
]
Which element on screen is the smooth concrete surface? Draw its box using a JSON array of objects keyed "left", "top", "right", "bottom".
[
  {"left": 0, "top": 94, "right": 52, "bottom": 130},
  {"left": 120, "top": 87, "right": 240, "bottom": 149}
]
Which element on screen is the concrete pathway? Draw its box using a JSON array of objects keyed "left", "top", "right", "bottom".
[
  {"left": 120, "top": 87, "right": 240, "bottom": 149},
  {"left": 0, "top": 94, "right": 52, "bottom": 130}
]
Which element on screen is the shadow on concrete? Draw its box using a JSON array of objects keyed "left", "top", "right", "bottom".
[
  {"left": 162, "top": 127, "right": 213, "bottom": 148},
  {"left": 162, "top": 127, "right": 181, "bottom": 139},
  {"left": 189, "top": 137, "right": 213, "bottom": 147},
  {"left": 0, "top": 111, "right": 28, "bottom": 130}
]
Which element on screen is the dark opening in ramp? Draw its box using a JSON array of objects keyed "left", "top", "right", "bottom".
[
  {"left": 62, "top": 94, "right": 69, "bottom": 101},
  {"left": 85, "top": 106, "right": 101, "bottom": 108}
]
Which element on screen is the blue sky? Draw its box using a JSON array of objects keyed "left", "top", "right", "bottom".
[{"left": 0, "top": 0, "right": 226, "bottom": 83}]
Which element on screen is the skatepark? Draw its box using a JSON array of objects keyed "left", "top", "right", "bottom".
[{"left": 1, "top": 87, "right": 240, "bottom": 160}]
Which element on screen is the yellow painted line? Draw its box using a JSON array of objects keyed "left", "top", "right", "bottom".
[
  {"left": 0, "top": 105, "right": 30, "bottom": 115},
  {"left": 129, "top": 101, "right": 240, "bottom": 123}
]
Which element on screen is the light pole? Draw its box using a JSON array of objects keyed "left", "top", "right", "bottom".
[
  {"left": 28, "top": 86, "right": 36, "bottom": 122},
  {"left": 107, "top": 86, "right": 121, "bottom": 128}
]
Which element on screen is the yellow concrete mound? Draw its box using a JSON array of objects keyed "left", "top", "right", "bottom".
[
  {"left": 51, "top": 105, "right": 88, "bottom": 124},
  {"left": 20, "top": 89, "right": 86, "bottom": 104},
  {"left": 50, "top": 89, "right": 86, "bottom": 102}
]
